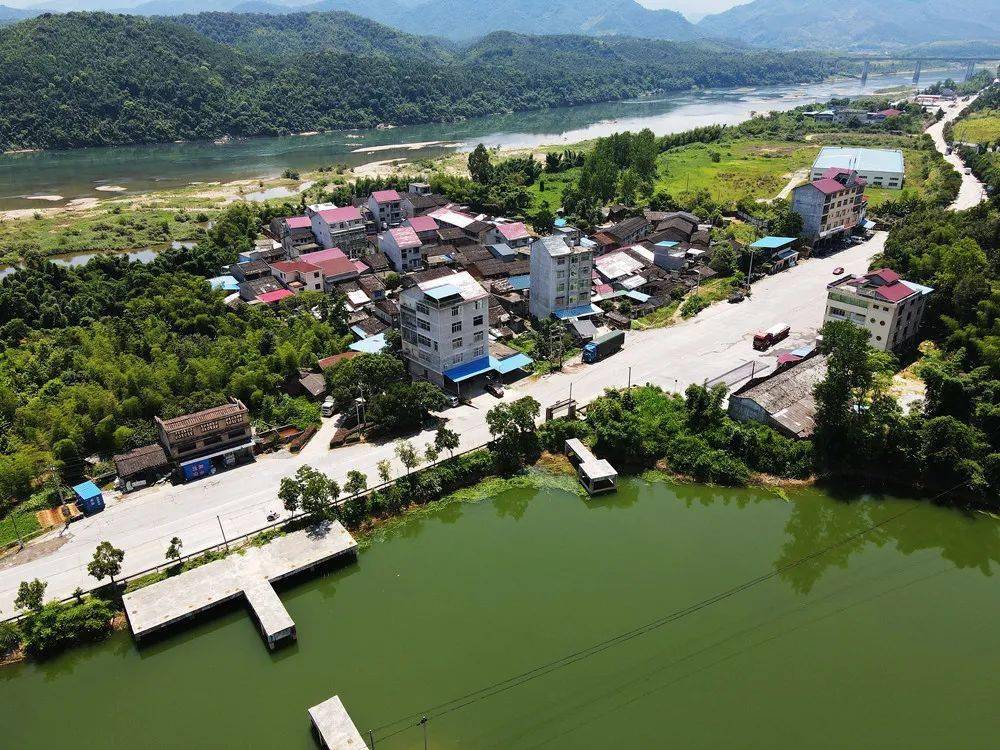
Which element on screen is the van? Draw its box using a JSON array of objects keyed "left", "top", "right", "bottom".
[{"left": 321, "top": 398, "right": 335, "bottom": 418}]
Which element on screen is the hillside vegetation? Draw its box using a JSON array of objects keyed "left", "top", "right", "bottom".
[{"left": 0, "top": 12, "right": 830, "bottom": 150}]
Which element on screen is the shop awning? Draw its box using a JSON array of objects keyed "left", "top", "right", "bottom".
[
  {"left": 444, "top": 356, "right": 492, "bottom": 383},
  {"left": 490, "top": 353, "right": 533, "bottom": 374},
  {"left": 553, "top": 303, "right": 602, "bottom": 320}
]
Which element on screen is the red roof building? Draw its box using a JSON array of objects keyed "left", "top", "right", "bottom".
[{"left": 825, "top": 268, "right": 932, "bottom": 352}]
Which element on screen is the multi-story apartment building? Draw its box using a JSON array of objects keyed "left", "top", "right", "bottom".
[
  {"left": 400, "top": 271, "right": 490, "bottom": 386},
  {"left": 270, "top": 215, "right": 318, "bottom": 256},
  {"left": 378, "top": 226, "right": 423, "bottom": 272},
  {"left": 529, "top": 235, "right": 594, "bottom": 320},
  {"left": 306, "top": 203, "right": 368, "bottom": 258},
  {"left": 824, "top": 268, "right": 933, "bottom": 352},
  {"left": 367, "top": 190, "right": 404, "bottom": 229},
  {"left": 792, "top": 168, "right": 867, "bottom": 242}
]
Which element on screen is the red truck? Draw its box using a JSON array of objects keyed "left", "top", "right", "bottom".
[{"left": 753, "top": 323, "right": 790, "bottom": 351}]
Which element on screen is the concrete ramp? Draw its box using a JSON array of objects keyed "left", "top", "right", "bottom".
[
  {"left": 308, "top": 695, "right": 367, "bottom": 749},
  {"left": 122, "top": 522, "right": 357, "bottom": 649}
]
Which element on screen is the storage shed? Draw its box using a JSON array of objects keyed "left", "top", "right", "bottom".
[{"left": 72, "top": 481, "right": 105, "bottom": 515}]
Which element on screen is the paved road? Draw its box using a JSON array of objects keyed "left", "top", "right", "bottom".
[
  {"left": 0, "top": 233, "right": 886, "bottom": 616},
  {"left": 925, "top": 95, "right": 989, "bottom": 211}
]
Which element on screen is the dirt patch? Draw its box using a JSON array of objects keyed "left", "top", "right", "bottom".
[
  {"left": 535, "top": 452, "right": 575, "bottom": 476},
  {"left": 0, "top": 535, "right": 69, "bottom": 572}
]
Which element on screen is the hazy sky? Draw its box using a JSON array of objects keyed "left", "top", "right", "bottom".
[
  {"left": 638, "top": 0, "right": 750, "bottom": 21},
  {"left": 4, "top": 0, "right": 753, "bottom": 20}
]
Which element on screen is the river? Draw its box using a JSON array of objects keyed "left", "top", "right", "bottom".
[
  {"left": 0, "top": 71, "right": 957, "bottom": 213},
  {"left": 1, "top": 477, "right": 997, "bottom": 749}
]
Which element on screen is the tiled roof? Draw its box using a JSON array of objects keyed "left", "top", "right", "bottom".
[
  {"left": 406, "top": 216, "right": 439, "bottom": 233},
  {"left": 318, "top": 206, "right": 362, "bottom": 223},
  {"left": 258, "top": 289, "right": 296, "bottom": 304},
  {"left": 371, "top": 189, "right": 401, "bottom": 203},
  {"left": 318, "top": 351, "right": 359, "bottom": 370},
  {"left": 388, "top": 226, "right": 421, "bottom": 248},
  {"left": 285, "top": 215, "right": 311, "bottom": 229},
  {"left": 811, "top": 177, "right": 850, "bottom": 195},
  {"left": 496, "top": 222, "right": 529, "bottom": 241},
  {"left": 113, "top": 443, "right": 169, "bottom": 478}
]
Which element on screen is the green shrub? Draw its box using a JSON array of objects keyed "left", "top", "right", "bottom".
[
  {"left": 0, "top": 622, "right": 21, "bottom": 656},
  {"left": 20, "top": 599, "right": 116, "bottom": 658}
]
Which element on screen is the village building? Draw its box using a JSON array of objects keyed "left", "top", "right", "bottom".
[
  {"left": 299, "top": 248, "right": 360, "bottom": 290},
  {"left": 270, "top": 215, "right": 319, "bottom": 256},
  {"left": 400, "top": 271, "right": 490, "bottom": 387},
  {"left": 792, "top": 167, "right": 868, "bottom": 242},
  {"left": 529, "top": 235, "right": 595, "bottom": 320},
  {"left": 495, "top": 221, "right": 532, "bottom": 249},
  {"left": 270, "top": 259, "right": 324, "bottom": 293},
  {"left": 367, "top": 190, "right": 404, "bottom": 229},
  {"left": 810, "top": 147, "right": 904, "bottom": 190},
  {"left": 307, "top": 204, "right": 368, "bottom": 259},
  {"left": 155, "top": 398, "right": 254, "bottom": 481},
  {"left": 825, "top": 268, "right": 933, "bottom": 352},
  {"left": 729, "top": 354, "right": 828, "bottom": 439},
  {"left": 379, "top": 226, "right": 424, "bottom": 272}
]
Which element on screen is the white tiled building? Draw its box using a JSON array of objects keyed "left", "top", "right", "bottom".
[
  {"left": 379, "top": 226, "right": 423, "bottom": 272},
  {"left": 306, "top": 203, "right": 367, "bottom": 258},
  {"left": 367, "top": 190, "right": 404, "bottom": 229},
  {"left": 400, "top": 272, "right": 490, "bottom": 386},
  {"left": 529, "top": 236, "right": 594, "bottom": 320},
  {"left": 824, "top": 268, "right": 932, "bottom": 352}
]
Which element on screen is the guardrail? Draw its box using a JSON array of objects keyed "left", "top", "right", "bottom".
[{"left": 0, "top": 441, "right": 493, "bottom": 625}]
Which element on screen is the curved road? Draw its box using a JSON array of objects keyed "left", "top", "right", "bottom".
[{"left": 925, "top": 94, "right": 989, "bottom": 211}]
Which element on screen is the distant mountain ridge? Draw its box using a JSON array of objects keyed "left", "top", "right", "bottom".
[
  {"left": 0, "top": 11, "right": 829, "bottom": 150},
  {"left": 697, "top": 0, "right": 1000, "bottom": 49}
]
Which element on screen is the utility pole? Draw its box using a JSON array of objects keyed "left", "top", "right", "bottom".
[
  {"left": 9, "top": 512, "right": 23, "bottom": 550},
  {"left": 217, "top": 515, "right": 229, "bottom": 552},
  {"left": 627, "top": 366, "right": 632, "bottom": 390},
  {"left": 368, "top": 730, "right": 376, "bottom": 749},
  {"left": 421, "top": 716, "right": 428, "bottom": 750}
]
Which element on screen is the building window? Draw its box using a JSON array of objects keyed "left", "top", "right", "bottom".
[
  {"left": 474, "top": 331, "right": 484, "bottom": 343},
  {"left": 417, "top": 303, "right": 429, "bottom": 315},
  {"left": 418, "top": 318, "right": 430, "bottom": 331},
  {"left": 473, "top": 315, "right": 484, "bottom": 327},
  {"left": 417, "top": 334, "right": 431, "bottom": 347},
  {"left": 474, "top": 346, "right": 485, "bottom": 357},
  {"left": 452, "top": 337, "right": 463, "bottom": 348},
  {"left": 451, "top": 306, "right": 460, "bottom": 316},
  {"left": 452, "top": 321, "right": 462, "bottom": 333}
]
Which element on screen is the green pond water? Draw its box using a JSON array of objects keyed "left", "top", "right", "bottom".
[{"left": 1, "top": 477, "right": 998, "bottom": 749}]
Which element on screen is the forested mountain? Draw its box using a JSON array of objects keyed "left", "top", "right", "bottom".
[
  {"left": 698, "top": 0, "right": 1000, "bottom": 50},
  {"left": 390, "top": 0, "right": 700, "bottom": 42},
  {"left": 0, "top": 12, "right": 830, "bottom": 150},
  {"left": 172, "top": 11, "right": 454, "bottom": 60}
]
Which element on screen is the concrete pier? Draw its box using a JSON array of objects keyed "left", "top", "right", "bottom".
[
  {"left": 565, "top": 438, "right": 618, "bottom": 495},
  {"left": 308, "top": 695, "right": 367, "bottom": 749},
  {"left": 122, "top": 522, "right": 357, "bottom": 649}
]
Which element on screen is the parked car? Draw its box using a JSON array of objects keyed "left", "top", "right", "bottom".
[
  {"left": 965, "top": 167, "right": 972, "bottom": 175},
  {"left": 321, "top": 398, "right": 335, "bottom": 417},
  {"left": 446, "top": 394, "right": 460, "bottom": 408},
  {"left": 485, "top": 381, "right": 504, "bottom": 398},
  {"left": 833, "top": 266, "right": 844, "bottom": 275}
]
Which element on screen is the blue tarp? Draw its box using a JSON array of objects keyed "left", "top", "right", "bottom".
[
  {"left": 490, "top": 353, "right": 533, "bottom": 374},
  {"left": 508, "top": 274, "right": 530, "bottom": 291},
  {"left": 444, "top": 356, "right": 492, "bottom": 383},
  {"left": 350, "top": 333, "right": 388, "bottom": 354},
  {"left": 654, "top": 240, "right": 679, "bottom": 248},
  {"left": 553, "top": 303, "right": 601, "bottom": 320},
  {"left": 209, "top": 275, "right": 240, "bottom": 292},
  {"left": 751, "top": 236, "right": 797, "bottom": 250}
]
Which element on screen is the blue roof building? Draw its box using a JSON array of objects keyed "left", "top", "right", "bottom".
[{"left": 72, "top": 481, "right": 105, "bottom": 515}]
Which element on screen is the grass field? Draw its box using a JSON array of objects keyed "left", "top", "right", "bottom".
[
  {"left": 527, "top": 135, "right": 947, "bottom": 212},
  {"left": 0, "top": 206, "right": 213, "bottom": 265},
  {"left": 953, "top": 111, "right": 1000, "bottom": 144}
]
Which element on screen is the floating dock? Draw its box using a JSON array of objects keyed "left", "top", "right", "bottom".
[
  {"left": 122, "top": 522, "right": 357, "bottom": 649},
  {"left": 308, "top": 695, "right": 367, "bottom": 749},
  {"left": 565, "top": 438, "right": 618, "bottom": 495}
]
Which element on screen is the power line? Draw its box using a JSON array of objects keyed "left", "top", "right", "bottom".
[{"left": 370, "top": 482, "right": 967, "bottom": 741}]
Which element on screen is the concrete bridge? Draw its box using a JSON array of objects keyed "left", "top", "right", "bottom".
[{"left": 832, "top": 55, "right": 999, "bottom": 86}]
